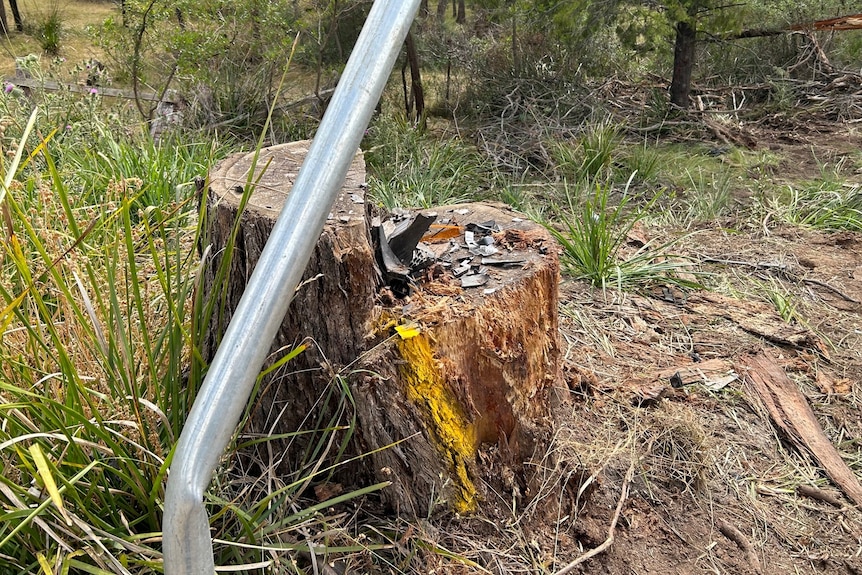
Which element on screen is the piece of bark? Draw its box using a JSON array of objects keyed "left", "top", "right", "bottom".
[
  {"left": 686, "top": 293, "right": 827, "bottom": 354},
  {"left": 737, "top": 350, "right": 862, "bottom": 506},
  {"left": 797, "top": 484, "right": 844, "bottom": 508}
]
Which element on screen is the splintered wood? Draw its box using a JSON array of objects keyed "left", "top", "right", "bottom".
[
  {"left": 738, "top": 350, "right": 862, "bottom": 507},
  {"left": 357, "top": 203, "right": 561, "bottom": 515}
]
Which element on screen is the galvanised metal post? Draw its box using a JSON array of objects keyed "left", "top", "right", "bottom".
[{"left": 162, "top": 1, "right": 421, "bottom": 572}]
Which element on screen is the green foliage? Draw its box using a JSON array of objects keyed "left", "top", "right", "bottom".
[
  {"left": 550, "top": 120, "right": 621, "bottom": 183},
  {"left": 544, "top": 178, "right": 701, "bottom": 291},
  {"left": 761, "top": 279, "right": 799, "bottom": 324},
  {"left": 62, "top": 131, "right": 223, "bottom": 211},
  {"left": 773, "top": 183, "right": 862, "bottom": 232},
  {"left": 620, "top": 142, "right": 662, "bottom": 184},
  {"left": 365, "top": 114, "right": 489, "bottom": 209},
  {"left": 683, "top": 166, "right": 734, "bottom": 221},
  {"left": 29, "top": 0, "right": 64, "bottom": 56},
  {"left": 93, "top": 0, "right": 304, "bottom": 135}
]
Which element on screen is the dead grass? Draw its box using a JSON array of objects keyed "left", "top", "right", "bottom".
[{"left": 0, "top": 0, "right": 114, "bottom": 77}]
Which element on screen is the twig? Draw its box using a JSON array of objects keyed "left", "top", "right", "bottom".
[
  {"left": 702, "top": 257, "right": 789, "bottom": 272},
  {"left": 797, "top": 484, "right": 844, "bottom": 508},
  {"left": 717, "top": 519, "right": 763, "bottom": 574},
  {"left": 803, "top": 278, "right": 860, "bottom": 304},
  {"left": 553, "top": 461, "right": 635, "bottom": 575}
]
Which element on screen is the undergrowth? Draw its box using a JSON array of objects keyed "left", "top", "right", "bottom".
[{"left": 0, "top": 97, "right": 373, "bottom": 572}]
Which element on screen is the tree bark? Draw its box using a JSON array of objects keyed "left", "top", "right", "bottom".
[
  {"left": 202, "top": 142, "right": 376, "bottom": 482},
  {"left": 670, "top": 20, "right": 696, "bottom": 108},
  {"left": 202, "top": 143, "right": 561, "bottom": 516},
  {"left": 403, "top": 30, "right": 425, "bottom": 127},
  {"left": 436, "top": 0, "right": 447, "bottom": 22},
  {"left": 456, "top": 0, "right": 465, "bottom": 24},
  {"left": 8, "top": 0, "right": 22, "bottom": 32},
  {"left": 0, "top": 3, "right": 8, "bottom": 36}
]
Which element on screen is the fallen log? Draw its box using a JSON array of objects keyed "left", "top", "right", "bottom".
[{"left": 201, "top": 141, "right": 561, "bottom": 515}]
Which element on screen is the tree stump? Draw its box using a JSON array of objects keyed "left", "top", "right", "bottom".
[
  {"left": 202, "top": 141, "right": 375, "bottom": 478},
  {"left": 202, "top": 141, "right": 561, "bottom": 516}
]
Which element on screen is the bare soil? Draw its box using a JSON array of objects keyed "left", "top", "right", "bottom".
[{"left": 388, "top": 115, "right": 862, "bottom": 575}]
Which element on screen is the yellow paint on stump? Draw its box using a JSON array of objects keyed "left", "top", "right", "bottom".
[{"left": 396, "top": 334, "right": 479, "bottom": 513}]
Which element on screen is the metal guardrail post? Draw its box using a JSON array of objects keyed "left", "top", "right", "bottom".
[{"left": 162, "top": 1, "right": 421, "bottom": 572}]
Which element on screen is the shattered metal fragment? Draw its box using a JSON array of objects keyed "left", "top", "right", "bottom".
[
  {"left": 480, "top": 257, "right": 526, "bottom": 266},
  {"left": 461, "top": 273, "right": 489, "bottom": 288},
  {"left": 464, "top": 230, "right": 477, "bottom": 248},
  {"left": 466, "top": 220, "right": 500, "bottom": 234},
  {"left": 389, "top": 212, "right": 437, "bottom": 263},
  {"left": 470, "top": 245, "right": 498, "bottom": 257},
  {"left": 452, "top": 262, "right": 472, "bottom": 277},
  {"left": 372, "top": 221, "right": 412, "bottom": 297},
  {"left": 410, "top": 243, "right": 437, "bottom": 272}
]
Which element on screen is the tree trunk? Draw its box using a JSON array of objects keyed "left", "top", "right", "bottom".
[
  {"left": 436, "top": 0, "right": 447, "bottom": 22},
  {"left": 670, "top": 20, "right": 696, "bottom": 108},
  {"left": 202, "top": 142, "right": 561, "bottom": 516},
  {"left": 8, "top": 0, "right": 22, "bottom": 32},
  {"left": 0, "top": 3, "right": 8, "bottom": 36},
  {"left": 404, "top": 30, "right": 425, "bottom": 128},
  {"left": 456, "top": 0, "right": 465, "bottom": 24}
]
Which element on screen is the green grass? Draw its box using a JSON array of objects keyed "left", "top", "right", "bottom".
[
  {"left": 0, "top": 95, "right": 376, "bottom": 571},
  {"left": 543, "top": 177, "right": 702, "bottom": 292},
  {"left": 772, "top": 182, "right": 862, "bottom": 231},
  {"left": 365, "top": 114, "right": 489, "bottom": 209},
  {"left": 549, "top": 118, "right": 621, "bottom": 183}
]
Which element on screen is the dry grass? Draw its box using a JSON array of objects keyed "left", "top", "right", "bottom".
[{"left": 0, "top": 0, "right": 114, "bottom": 77}]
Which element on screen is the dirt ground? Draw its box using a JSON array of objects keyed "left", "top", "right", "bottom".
[{"left": 395, "top": 115, "right": 862, "bottom": 575}]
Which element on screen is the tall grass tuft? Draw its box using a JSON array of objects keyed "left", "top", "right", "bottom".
[
  {"left": 774, "top": 183, "right": 862, "bottom": 232},
  {"left": 0, "top": 112, "right": 195, "bottom": 571},
  {"left": 544, "top": 176, "right": 702, "bottom": 291}
]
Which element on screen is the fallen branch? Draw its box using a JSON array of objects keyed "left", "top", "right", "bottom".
[
  {"left": 554, "top": 461, "right": 635, "bottom": 575},
  {"left": 738, "top": 351, "right": 862, "bottom": 506},
  {"left": 797, "top": 484, "right": 844, "bottom": 508},
  {"left": 803, "top": 278, "right": 860, "bottom": 304},
  {"left": 717, "top": 519, "right": 763, "bottom": 574}
]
